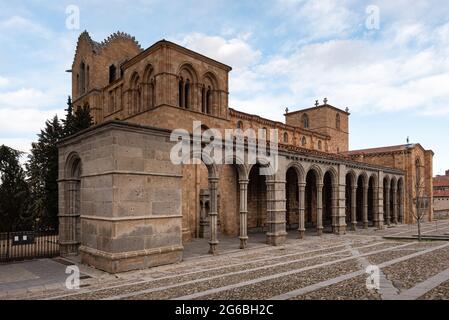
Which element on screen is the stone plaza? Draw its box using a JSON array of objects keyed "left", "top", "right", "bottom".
[{"left": 2, "top": 220, "right": 449, "bottom": 300}]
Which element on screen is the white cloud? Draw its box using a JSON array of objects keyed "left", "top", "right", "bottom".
[
  {"left": 173, "top": 32, "right": 262, "bottom": 69},
  {"left": 0, "top": 16, "right": 52, "bottom": 38},
  {"left": 0, "top": 76, "right": 9, "bottom": 87},
  {"left": 0, "top": 88, "right": 58, "bottom": 109},
  {"left": 0, "top": 107, "right": 63, "bottom": 135}
]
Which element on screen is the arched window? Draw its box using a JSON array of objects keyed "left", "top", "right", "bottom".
[
  {"left": 109, "top": 65, "right": 117, "bottom": 84},
  {"left": 80, "top": 62, "right": 86, "bottom": 95},
  {"left": 237, "top": 121, "right": 243, "bottom": 130},
  {"left": 318, "top": 140, "right": 322, "bottom": 150},
  {"left": 302, "top": 114, "right": 309, "bottom": 129},
  {"left": 301, "top": 136, "right": 306, "bottom": 146},
  {"left": 178, "top": 78, "right": 184, "bottom": 108},
  {"left": 336, "top": 113, "right": 341, "bottom": 130},
  {"left": 149, "top": 80, "right": 155, "bottom": 108},
  {"left": 184, "top": 79, "right": 190, "bottom": 109},
  {"left": 130, "top": 73, "right": 141, "bottom": 114},
  {"left": 206, "top": 87, "right": 212, "bottom": 114},
  {"left": 283, "top": 132, "right": 289, "bottom": 143},
  {"left": 86, "top": 65, "right": 90, "bottom": 90}
]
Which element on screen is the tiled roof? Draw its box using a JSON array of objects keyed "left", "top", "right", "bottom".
[{"left": 346, "top": 144, "right": 412, "bottom": 155}]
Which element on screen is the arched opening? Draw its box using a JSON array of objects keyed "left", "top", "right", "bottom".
[
  {"left": 322, "top": 171, "right": 334, "bottom": 232},
  {"left": 345, "top": 172, "right": 355, "bottom": 227},
  {"left": 109, "top": 64, "right": 117, "bottom": 84},
  {"left": 144, "top": 65, "right": 155, "bottom": 110},
  {"left": 390, "top": 178, "right": 397, "bottom": 224},
  {"left": 206, "top": 87, "right": 212, "bottom": 114},
  {"left": 305, "top": 169, "right": 318, "bottom": 230},
  {"left": 184, "top": 79, "right": 191, "bottom": 109},
  {"left": 356, "top": 175, "right": 365, "bottom": 225},
  {"left": 383, "top": 177, "right": 391, "bottom": 225},
  {"left": 318, "top": 140, "right": 322, "bottom": 150},
  {"left": 130, "top": 73, "right": 141, "bottom": 114},
  {"left": 397, "top": 178, "right": 404, "bottom": 223},
  {"left": 283, "top": 132, "right": 289, "bottom": 144},
  {"left": 178, "top": 78, "right": 184, "bottom": 108},
  {"left": 248, "top": 164, "right": 267, "bottom": 233},
  {"left": 301, "top": 136, "right": 307, "bottom": 147},
  {"left": 302, "top": 114, "right": 309, "bottom": 129},
  {"left": 286, "top": 167, "right": 299, "bottom": 231},
  {"left": 368, "top": 176, "right": 376, "bottom": 225},
  {"left": 61, "top": 153, "right": 82, "bottom": 256},
  {"left": 80, "top": 61, "right": 86, "bottom": 95},
  {"left": 236, "top": 121, "right": 243, "bottom": 130},
  {"left": 336, "top": 113, "right": 341, "bottom": 130}
]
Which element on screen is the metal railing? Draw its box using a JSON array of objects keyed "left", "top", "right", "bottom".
[{"left": 0, "top": 231, "right": 59, "bottom": 263}]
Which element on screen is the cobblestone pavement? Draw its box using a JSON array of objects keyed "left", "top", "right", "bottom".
[{"left": 1, "top": 220, "right": 449, "bottom": 300}]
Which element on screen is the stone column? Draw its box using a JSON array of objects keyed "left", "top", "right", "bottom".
[
  {"left": 317, "top": 183, "right": 323, "bottom": 236},
  {"left": 351, "top": 186, "right": 357, "bottom": 231},
  {"left": 399, "top": 186, "right": 404, "bottom": 223},
  {"left": 331, "top": 184, "right": 337, "bottom": 234},
  {"left": 298, "top": 182, "right": 306, "bottom": 239},
  {"left": 392, "top": 185, "right": 398, "bottom": 224},
  {"left": 266, "top": 179, "right": 287, "bottom": 246},
  {"left": 385, "top": 184, "right": 391, "bottom": 226},
  {"left": 363, "top": 184, "right": 369, "bottom": 229},
  {"left": 208, "top": 177, "right": 219, "bottom": 255},
  {"left": 239, "top": 179, "right": 249, "bottom": 249},
  {"left": 374, "top": 180, "right": 384, "bottom": 230}
]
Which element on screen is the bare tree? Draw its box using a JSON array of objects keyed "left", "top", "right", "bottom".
[{"left": 410, "top": 174, "right": 429, "bottom": 241}]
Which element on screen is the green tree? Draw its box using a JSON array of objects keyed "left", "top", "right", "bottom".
[
  {"left": 0, "top": 145, "right": 30, "bottom": 232},
  {"left": 27, "top": 116, "right": 65, "bottom": 230},
  {"left": 62, "top": 96, "right": 93, "bottom": 137}
]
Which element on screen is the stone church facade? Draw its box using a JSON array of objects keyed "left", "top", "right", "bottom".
[{"left": 57, "top": 32, "right": 433, "bottom": 273}]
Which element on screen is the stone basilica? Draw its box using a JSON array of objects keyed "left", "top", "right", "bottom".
[{"left": 57, "top": 31, "right": 434, "bottom": 273}]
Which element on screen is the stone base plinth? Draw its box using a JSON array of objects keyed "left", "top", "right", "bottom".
[
  {"left": 266, "top": 232, "right": 287, "bottom": 246},
  {"left": 80, "top": 245, "right": 183, "bottom": 273}
]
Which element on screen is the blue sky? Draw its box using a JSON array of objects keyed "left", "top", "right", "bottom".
[{"left": 0, "top": 0, "right": 448, "bottom": 174}]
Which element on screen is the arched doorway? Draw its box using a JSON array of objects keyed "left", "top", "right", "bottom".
[
  {"left": 322, "top": 171, "right": 334, "bottom": 232},
  {"left": 61, "top": 153, "right": 82, "bottom": 256},
  {"left": 345, "top": 172, "right": 356, "bottom": 230},
  {"left": 305, "top": 168, "right": 322, "bottom": 235},
  {"left": 368, "top": 176, "right": 376, "bottom": 226},
  {"left": 397, "top": 178, "right": 404, "bottom": 223},
  {"left": 286, "top": 167, "right": 299, "bottom": 231},
  {"left": 356, "top": 176, "right": 364, "bottom": 225},
  {"left": 248, "top": 164, "right": 267, "bottom": 234},
  {"left": 383, "top": 177, "right": 391, "bottom": 226}
]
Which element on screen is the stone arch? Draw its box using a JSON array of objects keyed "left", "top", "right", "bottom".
[
  {"left": 178, "top": 63, "right": 198, "bottom": 109},
  {"left": 305, "top": 165, "right": 323, "bottom": 234},
  {"left": 302, "top": 114, "right": 310, "bottom": 129},
  {"left": 323, "top": 167, "right": 338, "bottom": 231},
  {"left": 397, "top": 177, "right": 405, "bottom": 223},
  {"left": 129, "top": 71, "right": 141, "bottom": 114},
  {"left": 368, "top": 174, "right": 378, "bottom": 226},
  {"left": 286, "top": 161, "right": 306, "bottom": 184},
  {"left": 390, "top": 176, "right": 398, "bottom": 224},
  {"left": 356, "top": 172, "right": 368, "bottom": 226},
  {"left": 345, "top": 170, "right": 357, "bottom": 228},
  {"left": 383, "top": 175, "right": 391, "bottom": 225},
  {"left": 143, "top": 64, "right": 155, "bottom": 109},
  {"left": 60, "top": 152, "right": 82, "bottom": 256}
]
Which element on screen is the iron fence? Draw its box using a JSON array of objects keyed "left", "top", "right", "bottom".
[{"left": 0, "top": 231, "right": 59, "bottom": 263}]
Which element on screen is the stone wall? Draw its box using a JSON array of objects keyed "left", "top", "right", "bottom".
[{"left": 58, "top": 122, "right": 183, "bottom": 273}]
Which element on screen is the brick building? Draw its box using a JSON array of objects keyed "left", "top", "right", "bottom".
[
  {"left": 433, "top": 170, "right": 449, "bottom": 219},
  {"left": 57, "top": 32, "right": 433, "bottom": 273}
]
